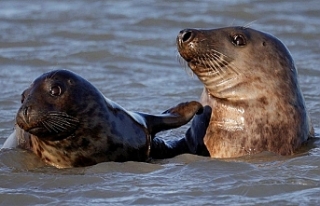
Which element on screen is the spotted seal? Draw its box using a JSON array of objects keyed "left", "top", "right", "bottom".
[
  {"left": 8, "top": 69, "right": 204, "bottom": 168},
  {"left": 177, "top": 26, "right": 314, "bottom": 158}
]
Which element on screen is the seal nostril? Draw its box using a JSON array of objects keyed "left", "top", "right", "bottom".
[
  {"left": 23, "top": 106, "right": 30, "bottom": 118},
  {"left": 182, "top": 31, "right": 192, "bottom": 43}
]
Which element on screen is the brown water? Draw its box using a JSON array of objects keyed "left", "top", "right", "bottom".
[{"left": 1, "top": 0, "right": 320, "bottom": 205}]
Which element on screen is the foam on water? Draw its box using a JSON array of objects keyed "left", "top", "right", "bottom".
[{"left": 2, "top": 130, "right": 17, "bottom": 149}]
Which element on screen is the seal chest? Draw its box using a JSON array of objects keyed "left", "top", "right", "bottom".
[{"left": 177, "top": 26, "right": 313, "bottom": 158}]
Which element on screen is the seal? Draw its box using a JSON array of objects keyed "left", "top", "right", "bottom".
[
  {"left": 10, "top": 69, "right": 204, "bottom": 168},
  {"left": 177, "top": 26, "right": 314, "bottom": 158}
]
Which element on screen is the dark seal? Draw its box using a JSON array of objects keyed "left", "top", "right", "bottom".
[
  {"left": 12, "top": 69, "right": 204, "bottom": 168},
  {"left": 177, "top": 26, "right": 314, "bottom": 158}
]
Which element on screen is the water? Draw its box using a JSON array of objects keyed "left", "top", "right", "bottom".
[{"left": 0, "top": 0, "right": 320, "bottom": 205}]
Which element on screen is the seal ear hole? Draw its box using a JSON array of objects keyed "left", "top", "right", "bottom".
[
  {"left": 232, "top": 34, "right": 246, "bottom": 46},
  {"left": 50, "top": 85, "right": 62, "bottom": 96},
  {"left": 262, "top": 41, "right": 266, "bottom": 46}
]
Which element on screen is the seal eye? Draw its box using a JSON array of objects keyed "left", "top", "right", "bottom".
[
  {"left": 232, "top": 35, "right": 246, "bottom": 46},
  {"left": 50, "top": 85, "right": 62, "bottom": 96}
]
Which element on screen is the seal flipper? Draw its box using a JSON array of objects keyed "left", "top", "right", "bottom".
[
  {"left": 150, "top": 105, "right": 212, "bottom": 159},
  {"left": 150, "top": 137, "right": 189, "bottom": 159},
  {"left": 185, "top": 105, "right": 211, "bottom": 156},
  {"left": 137, "top": 101, "right": 203, "bottom": 137}
]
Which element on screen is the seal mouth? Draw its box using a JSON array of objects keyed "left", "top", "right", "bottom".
[
  {"left": 178, "top": 51, "right": 238, "bottom": 81},
  {"left": 17, "top": 110, "right": 80, "bottom": 140},
  {"left": 27, "top": 126, "right": 48, "bottom": 135}
]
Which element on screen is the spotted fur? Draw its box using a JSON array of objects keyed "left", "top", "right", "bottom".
[
  {"left": 15, "top": 70, "right": 203, "bottom": 168},
  {"left": 177, "top": 26, "right": 314, "bottom": 158}
]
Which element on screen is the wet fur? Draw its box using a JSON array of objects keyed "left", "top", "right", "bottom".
[
  {"left": 177, "top": 26, "right": 314, "bottom": 158},
  {"left": 14, "top": 70, "right": 203, "bottom": 168}
]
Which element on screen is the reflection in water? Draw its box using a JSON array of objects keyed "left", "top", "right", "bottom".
[{"left": 0, "top": 0, "right": 320, "bottom": 205}]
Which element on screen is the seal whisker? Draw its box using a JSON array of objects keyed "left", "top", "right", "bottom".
[
  {"left": 209, "top": 51, "right": 240, "bottom": 76},
  {"left": 46, "top": 119, "right": 68, "bottom": 129},
  {"left": 177, "top": 53, "right": 194, "bottom": 77},
  {"left": 41, "top": 121, "right": 53, "bottom": 133},
  {"left": 42, "top": 120, "right": 60, "bottom": 133},
  {"left": 46, "top": 113, "right": 80, "bottom": 128},
  {"left": 48, "top": 116, "right": 79, "bottom": 126},
  {"left": 243, "top": 20, "right": 257, "bottom": 29},
  {"left": 211, "top": 54, "right": 226, "bottom": 75},
  {"left": 197, "top": 57, "right": 218, "bottom": 77},
  {"left": 45, "top": 119, "right": 70, "bottom": 133},
  {"left": 203, "top": 53, "right": 224, "bottom": 77},
  {"left": 46, "top": 118, "right": 76, "bottom": 131},
  {"left": 205, "top": 57, "right": 222, "bottom": 77},
  {"left": 47, "top": 112, "right": 80, "bottom": 122}
]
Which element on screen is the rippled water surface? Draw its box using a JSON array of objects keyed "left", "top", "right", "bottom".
[{"left": 1, "top": 0, "right": 320, "bottom": 205}]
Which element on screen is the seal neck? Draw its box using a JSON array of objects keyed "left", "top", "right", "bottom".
[{"left": 200, "top": 72, "right": 245, "bottom": 100}]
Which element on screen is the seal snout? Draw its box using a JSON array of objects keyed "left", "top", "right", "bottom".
[
  {"left": 16, "top": 105, "right": 32, "bottom": 128},
  {"left": 177, "top": 29, "right": 200, "bottom": 62}
]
